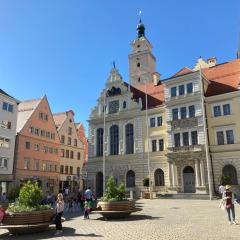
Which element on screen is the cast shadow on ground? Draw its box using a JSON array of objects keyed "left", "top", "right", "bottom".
[
  {"left": 95, "top": 214, "right": 163, "bottom": 222},
  {"left": 0, "top": 227, "right": 103, "bottom": 240}
]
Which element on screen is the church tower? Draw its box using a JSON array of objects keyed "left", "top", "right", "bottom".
[{"left": 128, "top": 18, "right": 156, "bottom": 87}]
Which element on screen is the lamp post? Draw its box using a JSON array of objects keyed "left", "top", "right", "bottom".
[{"left": 199, "top": 68, "right": 213, "bottom": 200}]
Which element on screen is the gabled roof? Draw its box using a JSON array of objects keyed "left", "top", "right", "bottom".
[
  {"left": 203, "top": 59, "right": 240, "bottom": 96},
  {"left": 172, "top": 67, "right": 193, "bottom": 77},
  {"left": 53, "top": 112, "right": 67, "bottom": 130},
  {"left": 0, "top": 89, "right": 19, "bottom": 102},
  {"left": 17, "top": 98, "right": 42, "bottom": 133},
  {"left": 124, "top": 82, "right": 164, "bottom": 110}
]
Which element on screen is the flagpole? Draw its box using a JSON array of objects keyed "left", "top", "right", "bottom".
[
  {"left": 199, "top": 68, "right": 213, "bottom": 200},
  {"left": 144, "top": 77, "right": 152, "bottom": 199},
  {"left": 103, "top": 90, "right": 106, "bottom": 193}
]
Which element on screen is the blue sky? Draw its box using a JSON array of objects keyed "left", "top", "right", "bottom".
[{"left": 0, "top": 1, "right": 239, "bottom": 132}]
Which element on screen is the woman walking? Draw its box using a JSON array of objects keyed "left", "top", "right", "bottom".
[
  {"left": 223, "top": 185, "right": 237, "bottom": 225},
  {"left": 55, "top": 193, "right": 65, "bottom": 235}
]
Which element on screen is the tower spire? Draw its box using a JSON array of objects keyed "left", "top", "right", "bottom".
[{"left": 137, "top": 11, "right": 145, "bottom": 38}]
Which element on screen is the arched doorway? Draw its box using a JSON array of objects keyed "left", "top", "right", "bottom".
[
  {"left": 223, "top": 165, "right": 238, "bottom": 185},
  {"left": 154, "top": 168, "right": 165, "bottom": 186},
  {"left": 126, "top": 170, "right": 135, "bottom": 188},
  {"left": 96, "top": 172, "right": 103, "bottom": 198},
  {"left": 183, "top": 166, "right": 195, "bottom": 193}
]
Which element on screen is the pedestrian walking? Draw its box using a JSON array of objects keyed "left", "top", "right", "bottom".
[
  {"left": 83, "top": 200, "right": 91, "bottom": 219},
  {"left": 55, "top": 193, "right": 65, "bottom": 235},
  {"left": 222, "top": 185, "right": 237, "bottom": 225},
  {"left": 84, "top": 187, "right": 93, "bottom": 202}
]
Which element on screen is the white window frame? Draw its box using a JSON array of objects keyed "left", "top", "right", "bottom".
[
  {"left": 212, "top": 101, "right": 232, "bottom": 117},
  {"left": 169, "top": 81, "right": 194, "bottom": 98},
  {"left": 172, "top": 130, "right": 199, "bottom": 147},
  {"left": 215, "top": 126, "right": 235, "bottom": 145},
  {"left": 150, "top": 137, "right": 165, "bottom": 152},
  {"left": 0, "top": 156, "right": 9, "bottom": 169},
  {"left": 149, "top": 114, "right": 164, "bottom": 128}
]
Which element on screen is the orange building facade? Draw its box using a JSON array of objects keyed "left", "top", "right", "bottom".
[{"left": 14, "top": 96, "right": 60, "bottom": 195}]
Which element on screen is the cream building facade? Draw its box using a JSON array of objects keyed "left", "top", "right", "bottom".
[
  {"left": 53, "top": 111, "right": 84, "bottom": 194},
  {"left": 87, "top": 20, "right": 240, "bottom": 198}
]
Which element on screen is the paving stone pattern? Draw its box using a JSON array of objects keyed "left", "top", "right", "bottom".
[{"left": 0, "top": 199, "right": 239, "bottom": 240}]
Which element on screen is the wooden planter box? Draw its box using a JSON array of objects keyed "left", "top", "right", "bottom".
[
  {"left": 1, "top": 209, "right": 55, "bottom": 234},
  {"left": 97, "top": 200, "right": 134, "bottom": 211},
  {"left": 3, "top": 209, "right": 55, "bottom": 225},
  {"left": 143, "top": 192, "right": 150, "bottom": 199},
  {"left": 95, "top": 200, "right": 137, "bottom": 219}
]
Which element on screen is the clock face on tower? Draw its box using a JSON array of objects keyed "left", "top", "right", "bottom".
[{"left": 109, "top": 100, "right": 119, "bottom": 114}]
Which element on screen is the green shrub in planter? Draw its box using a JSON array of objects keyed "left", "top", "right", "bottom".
[
  {"left": 6, "top": 181, "right": 50, "bottom": 213},
  {"left": 19, "top": 181, "right": 42, "bottom": 207},
  {"left": 143, "top": 178, "right": 149, "bottom": 187},
  {"left": 101, "top": 177, "right": 126, "bottom": 202}
]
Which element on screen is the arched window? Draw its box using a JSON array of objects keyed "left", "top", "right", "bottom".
[
  {"left": 110, "top": 125, "right": 119, "bottom": 155},
  {"left": 125, "top": 123, "right": 134, "bottom": 154},
  {"left": 126, "top": 170, "right": 135, "bottom": 188},
  {"left": 96, "top": 128, "right": 103, "bottom": 156},
  {"left": 154, "top": 168, "right": 165, "bottom": 186},
  {"left": 223, "top": 165, "right": 238, "bottom": 185}
]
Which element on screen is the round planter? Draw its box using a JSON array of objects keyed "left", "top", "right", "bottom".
[
  {"left": 97, "top": 200, "right": 135, "bottom": 211},
  {"left": 3, "top": 209, "right": 55, "bottom": 225}
]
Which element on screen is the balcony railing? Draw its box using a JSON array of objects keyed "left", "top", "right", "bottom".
[
  {"left": 170, "top": 117, "right": 198, "bottom": 130},
  {"left": 168, "top": 144, "right": 204, "bottom": 153}
]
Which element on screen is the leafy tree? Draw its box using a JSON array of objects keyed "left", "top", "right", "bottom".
[
  {"left": 101, "top": 177, "right": 126, "bottom": 202},
  {"left": 19, "top": 181, "right": 43, "bottom": 207}
]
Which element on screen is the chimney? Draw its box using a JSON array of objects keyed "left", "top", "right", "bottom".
[
  {"left": 207, "top": 57, "right": 217, "bottom": 67},
  {"left": 152, "top": 72, "right": 161, "bottom": 86}
]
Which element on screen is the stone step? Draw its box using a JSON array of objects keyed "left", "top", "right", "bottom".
[{"left": 156, "top": 193, "right": 213, "bottom": 200}]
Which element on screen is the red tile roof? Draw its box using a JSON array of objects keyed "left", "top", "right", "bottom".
[
  {"left": 172, "top": 67, "right": 193, "bottom": 77},
  {"left": 53, "top": 112, "right": 67, "bottom": 129},
  {"left": 124, "top": 82, "right": 164, "bottom": 110},
  {"left": 203, "top": 59, "right": 240, "bottom": 96}
]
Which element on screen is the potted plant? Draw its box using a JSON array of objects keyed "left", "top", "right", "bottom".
[
  {"left": 97, "top": 177, "right": 135, "bottom": 218},
  {"left": 143, "top": 177, "right": 150, "bottom": 199},
  {"left": 2, "top": 181, "right": 54, "bottom": 234}
]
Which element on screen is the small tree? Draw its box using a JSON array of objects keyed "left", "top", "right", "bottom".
[
  {"left": 143, "top": 178, "right": 149, "bottom": 188},
  {"left": 19, "top": 181, "right": 43, "bottom": 207},
  {"left": 102, "top": 177, "right": 126, "bottom": 202}
]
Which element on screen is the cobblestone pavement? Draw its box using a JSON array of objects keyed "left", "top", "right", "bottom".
[{"left": 0, "top": 199, "right": 240, "bottom": 240}]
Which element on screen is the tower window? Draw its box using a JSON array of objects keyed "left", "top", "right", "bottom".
[
  {"left": 137, "top": 62, "right": 140, "bottom": 67},
  {"left": 137, "top": 45, "right": 140, "bottom": 48},
  {"left": 138, "top": 77, "right": 141, "bottom": 82}
]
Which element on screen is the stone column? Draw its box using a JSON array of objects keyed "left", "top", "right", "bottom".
[
  {"left": 174, "top": 164, "right": 178, "bottom": 186},
  {"left": 171, "top": 163, "right": 176, "bottom": 186},
  {"left": 200, "top": 160, "right": 206, "bottom": 186},
  {"left": 168, "top": 162, "right": 173, "bottom": 186},
  {"left": 195, "top": 160, "right": 200, "bottom": 187}
]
